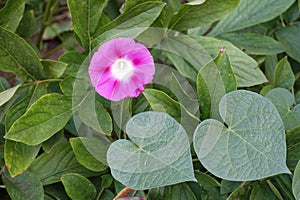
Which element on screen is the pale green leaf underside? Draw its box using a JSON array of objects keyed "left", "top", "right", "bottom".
[
  {"left": 193, "top": 90, "right": 290, "bottom": 181},
  {"left": 266, "top": 88, "right": 300, "bottom": 130},
  {"left": 107, "top": 111, "right": 196, "bottom": 190}
]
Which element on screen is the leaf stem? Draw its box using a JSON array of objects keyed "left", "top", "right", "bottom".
[
  {"left": 114, "top": 187, "right": 134, "bottom": 200},
  {"left": 95, "top": 187, "right": 105, "bottom": 200}
]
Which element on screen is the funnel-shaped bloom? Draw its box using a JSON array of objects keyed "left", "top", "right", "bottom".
[{"left": 89, "top": 38, "right": 155, "bottom": 101}]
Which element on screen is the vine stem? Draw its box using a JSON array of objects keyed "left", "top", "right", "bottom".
[
  {"left": 114, "top": 187, "right": 134, "bottom": 200},
  {"left": 36, "top": 0, "right": 59, "bottom": 50}
]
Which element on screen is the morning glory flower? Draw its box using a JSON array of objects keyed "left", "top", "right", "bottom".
[{"left": 89, "top": 38, "right": 155, "bottom": 101}]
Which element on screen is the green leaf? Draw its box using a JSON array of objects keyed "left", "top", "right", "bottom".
[
  {"left": 265, "top": 88, "right": 300, "bottom": 130},
  {"left": 169, "top": 0, "right": 239, "bottom": 31},
  {"left": 29, "top": 142, "right": 99, "bottom": 185},
  {"left": 264, "top": 55, "right": 278, "bottom": 85},
  {"left": 193, "top": 36, "right": 267, "bottom": 87},
  {"left": 107, "top": 111, "right": 196, "bottom": 190},
  {"left": 123, "top": 0, "right": 162, "bottom": 12},
  {"left": 4, "top": 140, "right": 40, "bottom": 177},
  {"left": 197, "top": 49, "right": 236, "bottom": 120},
  {"left": 5, "top": 93, "right": 72, "bottom": 145},
  {"left": 275, "top": 174, "right": 295, "bottom": 200},
  {"left": 78, "top": 91, "right": 112, "bottom": 135},
  {"left": 197, "top": 58, "right": 226, "bottom": 120},
  {"left": 92, "top": 2, "right": 165, "bottom": 47},
  {"left": 293, "top": 160, "right": 300, "bottom": 199},
  {"left": 2, "top": 169, "right": 44, "bottom": 200},
  {"left": 0, "top": 26, "right": 44, "bottom": 81},
  {"left": 210, "top": 0, "right": 295, "bottom": 35},
  {"left": 195, "top": 171, "right": 221, "bottom": 187},
  {"left": 0, "top": 84, "right": 21, "bottom": 106},
  {"left": 193, "top": 90, "right": 290, "bottom": 181},
  {"left": 161, "top": 35, "right": 212, "bottom": 81},
  {"left": 59, "top": 51, "right": 86, "bottom": 77},
  {"left": 165, "top": 182, "right": 197, "bottom": 200},
  {"left": 286, "top": 127, "right": 300, "bottom": 160},
  {"left": 70, "top": 137, "right": 108, "bottom": 172},
  {"left": 41, "top": 59, "right": 67, "bottom": 79},
  {"left": 250, "top": 182, "right": 277, "bottom": 200},
  {"left": 0, "top": 0, "right": 25, "bottom": 31},
  {"left": 143, "top": 88, "right": 199, "bottom": 139},
  {"left": 276, "top": 25, "right": 300, "bottom": 63},
  {"left": 111, "top": 98, "right": 132, "bottom": 138},
  {"left": 68, "top": 0, "right": 109, "bottom": 51},
  {"left": 227, "top": 185, "right": 249, "bottom": 200},
  {"left": 42, "top": 131, "right": 64, "bottom": 153},
  {"left": 61, "top": 173, "right": 97, "bottom": 200},
  {"left": 274, "top": 57, "right": 295, "bottom": 90},
  {"left": 214, "top": 49, "right": 237, "bottom": 93},
  {"left": 220, "top": 180, "right": 243, "bottom": 194},
  {"left": 219, "top": 32, "right": 284, "bottom": 55},
  {"left": 16, "top": 10, "right": 37, "bottom": 38}
]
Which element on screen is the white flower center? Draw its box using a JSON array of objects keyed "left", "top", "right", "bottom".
[{"left": 111, "top": 58, "right": 134, "bottom": 81}]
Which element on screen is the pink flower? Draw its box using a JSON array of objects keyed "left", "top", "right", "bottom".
[{"left": 89, "top": 38, "right": 155, "bottom": 101}]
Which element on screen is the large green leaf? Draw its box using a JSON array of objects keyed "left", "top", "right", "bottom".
[
  {"left": 193, "top": 90, "right": 290, "bottom": 181},
  {"left": 276, "top": 25, "right": 300, "bottom": 63},
  {"left": 70, "top": 137, "right": 108, "bottom": 172},
  {"left": 2, "top": 170, "right": 44, "bottom": 200},
  {"left": 265, "top": 88, "right": 300, "bottom": 130},
  {"left": 219, "top": 32, "right": 284, "bottom": 55},
  {"left": 168, "top": 0, "right": 239, "bottom": 31},
  {"left": 0, "top": 26, "right": 43, "bottom": 81},
  {"left": 0, "top": 84, "right": 21, "bottom": 106},
  {"left": 293, "top": 161, "right": 300, "bottom": 199},
  {"left": 5, "top": 93, "right": 72, "bottom": 145},
  {"left": 68, "top": 0, "right": 108, "bottom": 51},
  {"left": 107, "top": 111, "right": 196, "bottom": 190},
  {"left": 0, "top": 0, "right": 25, "bottom": 31},
  {"left": 210, "top": 0, "right": 295, "bottom": 35},
  {"left": 92, "top": 2, "right": 165, "bottom": 47},
  {"left": 29, "top": 142, "right": 99, "bottom": 185},
  {"left": 61, "top": 173, "right": 97, "bottom": 200},
  {"left": 193, "top": 36, "right": 267, "bottom": 87}
]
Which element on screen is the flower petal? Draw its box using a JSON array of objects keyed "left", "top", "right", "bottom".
[{"left": 89, "top": 38, "right": 155, "bottom": 101}]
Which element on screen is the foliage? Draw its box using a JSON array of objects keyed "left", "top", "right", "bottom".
[{"left": 0, "top": 0, "right": 299, "bottom": 199}]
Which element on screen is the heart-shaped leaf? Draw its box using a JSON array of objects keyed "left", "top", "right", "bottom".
[
  {"left": 107, "top": 111, "right": 196, "bottom": 190},
  {"left": 193, "top": 90, "right": 290, "bottom": 181},
  {"left": 265, "top": 88, "right": 300, "bottom": 130}
]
